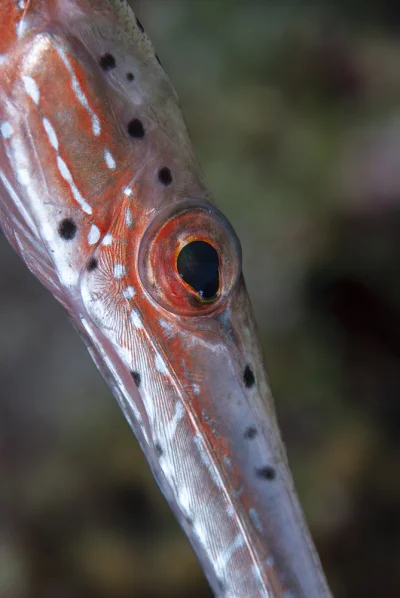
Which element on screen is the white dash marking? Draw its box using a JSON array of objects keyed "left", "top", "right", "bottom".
[
  {"left": 193, "top": 383, "right": 200, "bottom": 396},
  {"left": 16, "top": 19, "right": 26, "bottom": 38},
  {"left": 102, "top": 233, "right": 113, "bottom": 245},
  {"left": 88, "top": 224, "right": 100, "bottom": 245},
  {"left": 57, "top": 156, "right": 92, "bottom": 214},
  {"left": 123, "top": 286, "right": 135, "bottom": 299},
  {"left": 56, "top": 47, "right": 101, "bottom": 136},
  {"left": 215, "top": 534, "right": 244, "bottom": 575},
  {"left": 155, "top": 353, "right": 168, "bottom": 375},
  {"left": 42, "top": 118, "right": 58, "bottom": 150},
  {"left": 178, "top": 487, "right": 191, "bottom": 515},
  {"left": 124, "top": 187, "right": 132, "bottom": 196},
  {"left": 17, "top": 168, "right": 30, "bottom": 186},
  {"left": 249, "top": 508, "right": 263, "bottom": 533},
  {"left": 158, "top": 318, "right": 176, "bottom": 338},
  {"left": 104, "top": 149, "right": 116, "bottom": 169},
  {"left": 227, "top": 504, "right": 235, "bottom": 517},
  {"left": 130, "top": 309, "right": 143, "bottom": 329},
  {"left": 266, "top": 555, "right": 275, "bottom": 568},
  {"left": 0, "top": 121, "right": 13, "bottom": 139},
  {"left": 22, "top": 75, "right": 40, "bottom": 105},
  {"left": 113, "top": 263, "right": 126, "bottom": 279},
  {"left": 193, "top": 523, "right": 208, "bottom": 549},
  {"left": 160, "top": 458, "right": 175, "bottom": 483},
  {"left": 165, "top": 401, "right": 184, "bottom": 441},
  {"left": 125, "top": 207, "right": 133, "bottom": 228},
  {"left": 194, "top": 433, "right": 224, "bottom": 489},
  {"left": 252, "top": 564, "right": 267, "bottom": 590}
]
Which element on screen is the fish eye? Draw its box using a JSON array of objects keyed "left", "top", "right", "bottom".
[
  {"left": 139, "top": 201, "right": 241, "bottom": 316},
  {"left": 177, "top": 241, "right": 219, "bottom": 301}
]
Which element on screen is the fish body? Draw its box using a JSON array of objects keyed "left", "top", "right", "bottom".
[{"left": 0, "top": 1, "right": 332, "bottom": 596}]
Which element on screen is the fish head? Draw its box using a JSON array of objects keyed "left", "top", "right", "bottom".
[{"left": 0, "top": 2, "right": 331, "bottom": 597}]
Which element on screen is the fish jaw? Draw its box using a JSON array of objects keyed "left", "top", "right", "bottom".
[{"left": 0, "top": 1, "right": 332, "bottom": 597}]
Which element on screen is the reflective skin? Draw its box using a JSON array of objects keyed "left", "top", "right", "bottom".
[{"left": 0, "top": 1, "right": 332, "bottom": 596}]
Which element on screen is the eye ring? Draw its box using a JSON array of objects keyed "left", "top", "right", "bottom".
[{"left": 138, "top": 200, "right": 242, "bottom": 316}]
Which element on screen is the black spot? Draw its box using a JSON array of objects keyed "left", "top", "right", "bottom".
[
  {"left": 126, "top": 72, "right": 135, "bottom": 82},
  {"left": 158, "top": 166, "right": 172, "bottom": 186},
  {"left": 244, "top": 426, "right": 258, "bottom": 440},
  {"left": 185, "top": 516, "right": 194, "bottom": 526},
  {"left": 256, "top": 466, "right": 276, "bottom": 481},
  {"left": 136, "top": 16, "right": 144, "bottom": 33},
  {"left": 243, "top": 364, "right": 255, "bottom": 388},
  {"left": 155, "top": 443, "right": 163, "bottom": 457},
  {"left": 87, "top": 257, "right": 98, "bottom": 271},
  {"left": 58, "top": 218, "right": 77, "bottom": 240},
  {"left": 99, "top": 53, "right": 116, "bottom": 71},
  {"left": 131, "top": 370, "right": 141, "bottom": 387},
  {"left": 156, "top": 54, "right": 162, "bottom": 67},
  {"left": 127, "top": 118, "right": 145, "bottom": 139}
]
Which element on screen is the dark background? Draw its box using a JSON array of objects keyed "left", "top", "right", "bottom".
[{"left": 1, "top": 1, "right": 400, "bottom": 596}]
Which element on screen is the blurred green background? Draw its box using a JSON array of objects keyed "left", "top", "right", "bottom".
[{"left": 1, "top": 0, "right": 400, "bottom": 596}]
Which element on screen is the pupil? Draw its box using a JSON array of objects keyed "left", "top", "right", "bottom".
[{"left": 177, "top": 241, "right": 219, "bottom": 301}]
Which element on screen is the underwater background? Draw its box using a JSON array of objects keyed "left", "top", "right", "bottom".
[{"left": 1, "top": 1, "right": 400, "bottom": 596}]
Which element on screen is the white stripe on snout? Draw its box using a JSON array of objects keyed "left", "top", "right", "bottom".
[
  {"left": 22, "top": 75, "right": 40, "bottom": 105},
  {"left": 56, "top": 47, "right": 101, "bottom": 136},
  {"left": 41, "top": 116, "right": 92, "bottom": 217},
  {"left": 42, "top": 118, "right": 59, "bottom": 150},
  {"left": 57, "top": 156, "right": 92, "bottom": 214}
]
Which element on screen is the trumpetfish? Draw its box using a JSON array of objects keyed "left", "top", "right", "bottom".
[{"left": 0, "top": 1, "right": 333, "bottom": 596}]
